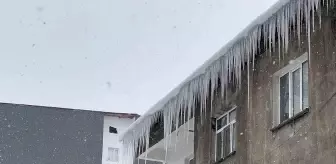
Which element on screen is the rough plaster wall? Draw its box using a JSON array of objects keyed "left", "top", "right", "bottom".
[
  {"left": 310, "top": 15, "right": 336, "bottom": 163},
  {"left": 194, "top": 101, "right": 212, "bottom": 164},
  {"left": 194, "top": 79, "right": 249, "bottom": 164},
  {"left": 248, "top": 30, "right": 310, "bottom": 164},
  {"left": 214, "top": 80, "right": 248, "bottom": 164},
  {"left": 247, "top": 14, "right": 336, "bottom": 164},
  {"left": 0, "top": 103, "right": 104, "bottom": 164}
]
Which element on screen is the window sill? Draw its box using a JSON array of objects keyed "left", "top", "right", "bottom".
[
  {"left": 214, "top": 151, "right": 236, "bottom": 164},
  {"left": 270, "top": 108, "right": 310, "bottom": 132}
]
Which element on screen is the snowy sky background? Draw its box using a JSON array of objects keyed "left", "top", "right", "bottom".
[{"left": 0, "top": 0, "right": 277, "bottom": 115}]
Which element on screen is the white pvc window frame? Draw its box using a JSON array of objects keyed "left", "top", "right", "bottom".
[
  {"left": 107, "top": 147, "right": 119, "bottom": 162},
  {"left": 272, "top": 52, "right": 308, "bottom": 125},
  {"left": 215, "top": 106, "right": 237, "bottom": 161}
]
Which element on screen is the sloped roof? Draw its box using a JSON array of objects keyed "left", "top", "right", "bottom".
[{"left": 0, "top": 102, "right": 140, "bottom": 119}]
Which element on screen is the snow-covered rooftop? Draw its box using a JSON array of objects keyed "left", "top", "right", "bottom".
[{"left": 120, "top": 0, "right": 324, "bottom": 162}]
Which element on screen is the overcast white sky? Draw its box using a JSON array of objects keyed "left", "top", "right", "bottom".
[{"left": 0, "top": 0, "right": 277, "bottom": 114}]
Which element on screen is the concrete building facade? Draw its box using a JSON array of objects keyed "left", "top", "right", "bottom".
[
  {"left": 102, "top": 114, "right": 138, "bottom": 164},
  {"left": 0, "top": 103, "right": 139, "bottom": 164}
]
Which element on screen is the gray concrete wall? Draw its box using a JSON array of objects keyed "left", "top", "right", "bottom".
[
  {"left": 194, "top": 100, "right": 212, "bottom": 164},
  {"left": 247, "top": 14, "right": 336, "bottom": 164},
  {"left": 194, "top": 80, "right": 248, "bottom": 164},
  {"left": 247, "top": 27, "right": 309, "bottom": 164},
  {"left": 0, "top": 103, "right": 104, "bottom": 164},
  {"left": 195, "top": 8, "right": 336, "bottom": 164}
]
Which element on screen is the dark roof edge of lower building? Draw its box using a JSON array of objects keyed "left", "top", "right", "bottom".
[{"left": 0, "top": 102, "right": 140, "bottom": 119}]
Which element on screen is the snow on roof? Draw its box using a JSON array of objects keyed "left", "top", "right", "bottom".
[{"left": 120, "top": 0, "right": 291, "bottom": 141}]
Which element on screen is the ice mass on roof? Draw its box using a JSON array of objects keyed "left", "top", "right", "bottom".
[{"left": 119, "top": 0, "right": 334, "bottom": 163}]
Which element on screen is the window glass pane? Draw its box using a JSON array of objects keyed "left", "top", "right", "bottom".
[
  {"left": 115, "top": 149, "right": 119, "bottom": 162},
  {"left": 302, "top": 61, "right": 309, "bottom": 109},
  {"left": 229, "top": 110, "right": 236, "bottom": 122},
  {"left": 280, "top": 73, "right": 290, "bottom": 122},
  {"left": 108, "top": 148, "right": 112, "bottom": 160},
  {"left": 216, "top": 115, "right": 227, "bottom": 130},
  {"left": 108, "top": 148, "right": 119, "bottom": 162},
  {"left": 223, "top": 126, "right": 231, "bottom": 157},
  {"left": 216, "top": 132, "right": 222, "bottom": 161},
  {"left": 108, "top": 148, "right": 113, "bottom": 161},
  {"left": 232, "top": 123, "right": 236, "bottom": 151},
  {"left": 292, "top": 68, "right": 301, "bottom": 115}
]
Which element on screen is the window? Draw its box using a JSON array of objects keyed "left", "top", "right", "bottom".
[
  {"left": 108, "top": 148, "right": 119, "bottom": 162},
  {"left": 273, "top": 53, "right": 308, "bottom": 125},
  {"left": 109, "top": 126, "right": 118, "bottom": 134},
  {"left": 215, "top": 107, "right": 236, "bottom": 161}
]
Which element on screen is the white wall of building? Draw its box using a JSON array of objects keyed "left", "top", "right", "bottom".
[{"left": 102, "top": 116, "right": 136, "bottom": 164}]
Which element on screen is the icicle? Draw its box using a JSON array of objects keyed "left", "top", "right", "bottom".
[
  {"left": 210, "top": 61, "right": 219, "bottom": 115},
  {"left": 272, "top": 19, "right": 276, "bottom": 54},
  {"left": 288, "top": 3, "right": 293, "bottom": 40},
  {"left": 251, "top": 29, "right": 257, "bottom": 70},
  {"left": 327, "top": 0, "right": 329, "bottom": 13},
  {"left": 144, "top": 130, "right": 149, "bottom": 164},
  {"left": 269, "top": 22, "right": 272, "bottom": 53},
  {"left": 297, "top": 0, "right": 301, "bottom": 48},
  {"left": 306, "top": 0, "right": 312, "bottom": 65},
  {"left": 281, "top": 9, "right": 285, "bottom": 60},
  {"left": 182, "top": 93, "right": 187, "bottom": 140},
  {"left": 237, "top": 44, "right": 243, "bottom": 89},
  {"left": 318, "top": 2, "right": 322, "bottom": 29},
  {"left": 263, "top": 23, "right": 268, "bottom": 55},
  {"left": 186, "top": 88, "right": 192, "bottom": 144},
  {"left": 174, "top": 106, "right": 180, "bottom": 152},
  {"left": 311, "top": 0, "right": 316, "bottom": 32},
  {"left": 137, "top": 137, "right": 141, "bottom": 164},
  {"left": 247, "top": 50, "right": 250, "bottom": 113},
  {"left": 277, "top": 15, "right": 281, "bottom": 63},
  {"left": 163, "top": 106, "right": 170, "bottom": 163},
  {"left": 285, "top": 6, "right": 290, "bottom": 53},
  {"left": 199, "top": 79, "right": 204, "bottom": 125},
  {"left": 220, "top": 57, "right": 225, "bottom": 98},
  {"left": 202, "top": 72, "right": 210, "bottom": 121}
]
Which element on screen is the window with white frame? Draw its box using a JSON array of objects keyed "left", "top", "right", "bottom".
[
  {"left": 272, "top": 53, "right": 308, "bottom": 125},
  {"left": 215, "top": 107, "right": 236, "bottom": 161},
  {"left": 107, "top": 147, "right": 119, "bottom": 162}
]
